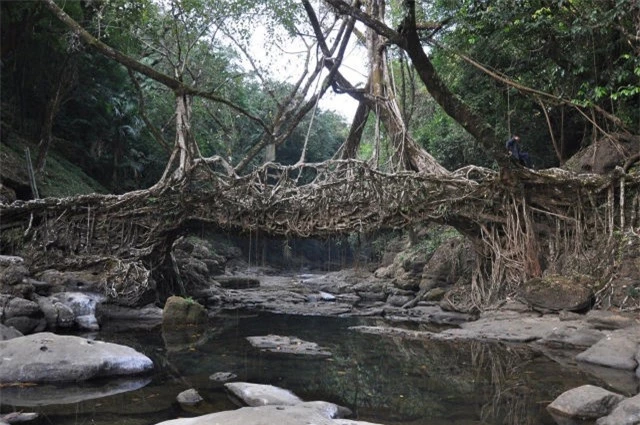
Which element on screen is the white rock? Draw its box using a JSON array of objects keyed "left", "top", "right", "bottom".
[{"left": 0, "top": 332, "right": 153, "bottom": 382}]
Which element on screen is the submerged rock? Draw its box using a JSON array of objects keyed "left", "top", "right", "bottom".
[
  {"left": 209, "top": 371, "right": 237, "bottom": 382},
  {"left": 177, "top": 388, "right": 203, "bottom": 406},
  {"left": 0, "top": 412, "right": 39, "bottom": 424},
  {"left": 246, "top": 335, "right": 331, "bottom": 357},
  {"left": 547, "top": 385, "right": 625, "bottom": 419},
  {"left": 0, "top": 332, "right": 153, "bottom": 382},
  {"left": 0, "top": 376, "right": 151, "bottom": 406}
]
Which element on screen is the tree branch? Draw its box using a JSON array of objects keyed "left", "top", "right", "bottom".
[{"left": 42, "top": 0, "right": 272, "bottom": 135}]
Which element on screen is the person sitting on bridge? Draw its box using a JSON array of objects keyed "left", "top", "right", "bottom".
[{"left": 506, "top": 135, "right": 532, "bottom": 168}]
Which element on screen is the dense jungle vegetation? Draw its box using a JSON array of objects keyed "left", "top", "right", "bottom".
[{"left": 2, "top": 0, "right": 637, "bottom": 199}]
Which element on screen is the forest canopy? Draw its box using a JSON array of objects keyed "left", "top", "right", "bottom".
[{"left": 2, "top": 0, "right": 638, "bottom": 195}]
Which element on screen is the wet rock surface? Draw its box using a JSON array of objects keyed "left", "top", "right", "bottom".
[
  {"left": 0, "top": 376, "right": 151, "bottom": 406},
  {"left": 246, "top": 335, "right": 332, "bottom": 357}
]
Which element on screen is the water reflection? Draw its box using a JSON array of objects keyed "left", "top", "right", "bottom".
[
  {"left": 0, "top": 377, "right": 151, "bottom": 407},
  {"left": 0, "top": 312, "right": 605, "bottom": 425}
]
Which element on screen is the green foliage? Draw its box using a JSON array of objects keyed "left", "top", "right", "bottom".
[{"left": 419, "top": 0, "right": 639, "bottom": 165}]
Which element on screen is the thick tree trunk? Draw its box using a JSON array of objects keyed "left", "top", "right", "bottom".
[
  {"left": 323, "top": 0, "right": 506, "bottom": 164},
  {"left": 365, "top": 0, "right": 447, "bottom": 174},
  {"left": 154, "top": 93, "right": 199, "bottom": 188},
  {"left": 341, "top": 101, "right": 370, "bottom": 160}
]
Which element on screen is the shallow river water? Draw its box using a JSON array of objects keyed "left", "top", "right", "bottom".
[{"left": 1, "top": 312, "right": 602, "bottom": 425}]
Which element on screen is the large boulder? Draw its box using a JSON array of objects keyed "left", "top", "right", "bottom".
[
  {"left": 520, "top": 274, "right": 594, "bottom": 312},
  {"left": 563, "top": 133, "right": 640, "bottom": 174},
  {"left": 0, "top": 332, "right": 153, "bottom": 382},
  {"left": 419, "top": 237, "right": 472, "bottom": 293},
  {"left": 596, "top": 393, "right": 640, "bottom": 425},
  {"left": 162, "top": 296, "right": 207, "bottom": 328},
  {"left": 547, "top": 385, "right": 625, "bottom": 419}
]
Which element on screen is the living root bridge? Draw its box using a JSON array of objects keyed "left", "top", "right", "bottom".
[{"left": 1, "top": 159, "right": 639, "bottom": 306}]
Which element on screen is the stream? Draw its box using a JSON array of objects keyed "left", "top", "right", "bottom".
[{"left": 0, "top": 311, "right": 601, "bottom": 425}]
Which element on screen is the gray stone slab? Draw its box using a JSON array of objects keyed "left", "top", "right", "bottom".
[
  {"left": 0, "top": 332, "right": 153, "bottom": 382},
  {"left": 153, "top": 404, "right": 385, "bottom": 425},
  {"left": 576, "top": 333, "right": 639, "bottom": 370}
]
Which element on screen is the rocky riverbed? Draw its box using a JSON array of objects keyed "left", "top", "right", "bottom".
[{"left": 1, "top": 233, "right": 639, "bottom": 425}]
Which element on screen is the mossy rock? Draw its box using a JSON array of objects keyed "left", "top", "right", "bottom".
[
  {"left": 162, "top": 296, "right": 207, "bottom": 328},
  {"left": 520, "top": 275, "right": 595, "bottom": 312}
]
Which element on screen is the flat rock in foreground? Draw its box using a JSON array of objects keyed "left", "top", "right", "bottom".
[
  {"left": 0, "top": 332, "right": 153, "bottom": 382},
  {"left": 246, "top": 335, "right": 332, "bottom": 357},
  {"left": 153, "top": 405, "right": 383, "bottom": 425}
]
